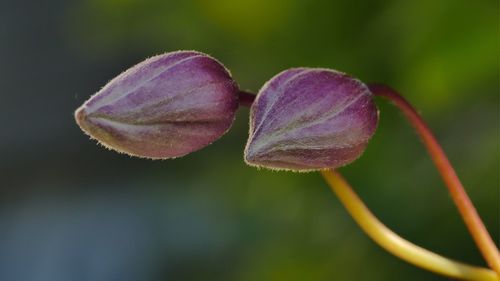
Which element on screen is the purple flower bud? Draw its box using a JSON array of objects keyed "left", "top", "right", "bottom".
[
  {"left": 75, "top": 51, "right": 239, "bottom": 159},
  {"left": 244, "top": 68, "right": 379, "bottom": 171}
]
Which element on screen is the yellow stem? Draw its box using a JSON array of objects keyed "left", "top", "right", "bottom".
[
  {"left": 321, "top": 169, "right": 498, "bottom": 281},
  {"left": 368, "top": 84, "right": 500, "bottom": 274}
]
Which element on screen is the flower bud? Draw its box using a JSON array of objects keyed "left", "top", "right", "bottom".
[
  {"left": 244, "top": 68, "right": 379, "bottom": 171},
  {"left": 75, "top": 51, "right": 239, "bottom": 159}
]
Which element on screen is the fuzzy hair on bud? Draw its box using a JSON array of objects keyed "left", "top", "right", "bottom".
[
  {"left": 244, "top": 68, "right": 379, "bottom": 172},
  {"left": 75, "top": 51, "right": 239, "bottom": 159}
]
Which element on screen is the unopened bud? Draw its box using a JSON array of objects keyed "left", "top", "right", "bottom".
[
  {"left": 244, "top": 68, "right": 378, "bottom": 171},
  {"left": 75, "top": 51, "right": 239, "bottom": 159}
]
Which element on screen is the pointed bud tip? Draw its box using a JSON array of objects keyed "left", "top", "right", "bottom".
[{"left": 74, "top": 106, "right": 86, "bottom": 129}]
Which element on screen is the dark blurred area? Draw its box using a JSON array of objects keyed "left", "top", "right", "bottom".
[{"left": 0, "top": 0, "right": 498, "bottom": 280}]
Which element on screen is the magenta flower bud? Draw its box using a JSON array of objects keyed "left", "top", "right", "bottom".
[
  {"left": 75, "top": 51, "right": 239, "bottom": 159},
  {"left": 244, "top": 68, "right": 379, "bottom": 171}
]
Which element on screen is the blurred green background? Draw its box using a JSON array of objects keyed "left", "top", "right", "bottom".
[{"left": 0, "top": 0, "right": 498, "bottom": 280}]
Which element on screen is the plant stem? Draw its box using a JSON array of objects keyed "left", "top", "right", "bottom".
[
  {"left": 321, "top": 169, "right": 498, "bottom": 281},
  {"left": 238, "top": 90, "right": 257, "bottom": 107},
  {"left": 367, "top": 83, "right": 500, "bottom": 275}
]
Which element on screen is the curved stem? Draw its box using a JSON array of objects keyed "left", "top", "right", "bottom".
[
  {"left": 368, "top": 83, "right": 500, "bottom": 274},
  {"left": 321, "top": 169, "right": 498, "bottom": 281}
]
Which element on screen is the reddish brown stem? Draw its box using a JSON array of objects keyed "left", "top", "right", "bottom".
[
  {"left": 368, "top": 83, "right": 500, "bottom": 275},
  {"left": 238, "top": 90, "right": 256, "bottom": 107}
]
